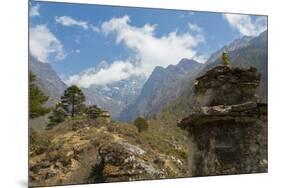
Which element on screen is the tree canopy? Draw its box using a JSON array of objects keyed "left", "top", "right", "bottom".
[
  {"left": 29, "top": 72, "right": 50, "bottom": 119},
  {"left": 61, "top": 85, "right": 86, "bottom": 117}
]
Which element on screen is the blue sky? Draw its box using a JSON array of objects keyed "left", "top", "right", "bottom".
[{"left": 29, "top": 1, "right": 267, "bottom": 88}]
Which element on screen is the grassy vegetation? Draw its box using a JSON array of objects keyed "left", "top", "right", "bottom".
[
  {"left": 139, "top": 119, "right": 189, "bottom": 164},
  {"left": 29, "top": 109, "right": 194, "bottom": 186},
  {"left": 29, "top": 128, "right": 52, "bottom": 156}
]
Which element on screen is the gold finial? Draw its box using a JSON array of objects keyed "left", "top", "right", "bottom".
[{"left": 222, "top": 51, "right": 229, "bottom": 66}]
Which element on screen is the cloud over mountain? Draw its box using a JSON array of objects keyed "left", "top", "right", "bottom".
[
  {"left": 66, "top": 15, "right": 205, "bottom": 87},
  {"left": 29, "top": 25, "right": 66, "bottom": 62},
  {"left": 223, "top": 14, "right": 267, "bottom": 36},
  {"left": 66, "top": 60, "right": 138, "bottom": 87}
]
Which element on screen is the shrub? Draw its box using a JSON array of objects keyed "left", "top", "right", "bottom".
[
  {"left": 86, "top": 105, "right": 102, "bottom": 119},
  {"left": 47, "top": 103, "right": 67, "bottom": 129},
  {"left": 29, "top": 128, "right": 51, "bottom": 155},
  {"left": 46, "top": 149, "right": 72, "bottom": 167},
  {"left": 133, "top": 117, "right": 149, "bottom": 133}
]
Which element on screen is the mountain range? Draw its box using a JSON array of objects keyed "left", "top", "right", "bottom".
[
  {"left": 29, "top": 57, "right": 146, "bottom": 118},
  {"left": 29, "top": 56, "right": 67, "bottom": 105},
  {"left": 85, "top": 74, "right": 146, "bottom": 118},
  {"left": 29, "top": 30, "right": 267, "bottom": 123},
  {"left": 158, "top": 30, "right": 268, "bottom": 122},
  {"left": 118, "top": 59, "right": 203, "bottom": 121}
]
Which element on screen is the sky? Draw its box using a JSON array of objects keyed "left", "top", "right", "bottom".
[{"left": 29, "top": 1, "right": 267, "bottom": 88}]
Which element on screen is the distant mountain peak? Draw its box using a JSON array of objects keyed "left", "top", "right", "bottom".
[
  {"left": 118, "top": 58, "right": 203, "bottom": 121},
  {"left": 206, "top": 35, "right": 252, "bottom": 65},
  {"left": 29, "top": 55, "right": 67, "bottom": 104},
  {"left": 178, "top": 58, "right": 198, "bottom": 64}
]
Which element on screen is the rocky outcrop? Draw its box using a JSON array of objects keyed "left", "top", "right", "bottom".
[
  {"left": 29, "top": 120, "right": 184, "bottom": 187},
  {"left": 89, "top": 141, "right": 166, "bottom": 183},
  {"left": 178, "top": 65, "right": 267, "bottom": 176}
]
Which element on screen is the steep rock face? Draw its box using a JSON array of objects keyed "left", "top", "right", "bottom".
[
  {"left": 206, "top": 36, "right": 252, "bottom": 65},
  {"left": 119, "top": 59, "right": 203, "bottom": 121},
  {"left": 178, "top": 65, "right": 267, "bottom": 176},
  {"left": 29, "top": 56, "right": 68, "bottom": 129},
  {"left": 29, "top": 55, "right": 67, "bottom": 104}
]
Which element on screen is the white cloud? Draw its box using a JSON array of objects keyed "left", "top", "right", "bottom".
[
  {"left": 70, "top": 49, "right": 80, "bottom": 54},
  {"left": 101, "top": 15, "right": 205, "bottom": 73},
  {"left": 55, "top": 16, "right": 101, "bottom": 32},
  {"left": 29, "top": 25, "right": 65, "bottom": 62},
  {"left": 223, "top": 14, "right": 267, "bottom": 36},
  {"left": 66, "top": 60, "right": 138, "bottom": 87},
  {"left": 55, "top": 16, "right": 89, "bottom": 30},
  {"left": 188, "top": 23, "right": 203, "bottom": 33},
  {"left": 66, "top": 15, "right": 205, "bottom": 87},
  {"left": 89, "top": 24, "right": 100, "bottom": 32},
  {"left": 30, "top": 4, "right": 40, "bottom": 17}
]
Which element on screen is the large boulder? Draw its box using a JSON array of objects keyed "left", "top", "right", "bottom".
[{"left": 89, "top": 141, "right": 166, "bottom": 183}]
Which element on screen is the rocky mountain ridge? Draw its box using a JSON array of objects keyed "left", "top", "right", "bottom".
[
  {"left": 159, "top": 30, "right": 268, "bottom": 122},
  {"left": 29, "top": 56, "right": 146, "bottom": 119},
  {"left": 29, "top": 30, "right": 267, "bottom": 124},
  {"left": 119, "top": 59, "right": 203, "bottom": 121}
]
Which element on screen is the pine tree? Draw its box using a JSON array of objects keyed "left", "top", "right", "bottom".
[
  {"left": 86, "top": 105, "right": 102, "bottom": 119},
  {"left": 47, "top": 103, "right": 67, "bottom": 129},
  {"left": 61, "top": 85, "right": 86, "bottom": 117},
  {"left": 134, "top": 117, "right": 149, "bottom": 133},
  {"left": 29, "top": 72, "right": 50, "bottom": 119}
]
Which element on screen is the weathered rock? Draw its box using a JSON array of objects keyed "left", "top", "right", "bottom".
[
  {"left": 194, "top": 66, "right": 261, "bottom": 106},
  {"left": 178, "top": 104, "right": 267, "bottom": 176},
  {"left": 178, "top": 65, "right": 267, "bottom": 176},
  {"left": 199, "top": 101, "right": 258, "bottom": 115},
  {"left": 99, "top": 110, "right": 111, "bottom": 123},
  {"left": 89, "top": 141, "right": 166, "bottom": 183}
]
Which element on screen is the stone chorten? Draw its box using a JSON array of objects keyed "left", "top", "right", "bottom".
[
  {"left": 99, "top": 110, "right": 111, "bottom": 123},
  {"left": 194, "top": 65, "right": 261, "bottom": 106},
  {"left": 178, "top": 53, "right": 267, "bottom": 176}
]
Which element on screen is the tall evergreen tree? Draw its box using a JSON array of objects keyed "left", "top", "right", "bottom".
[
  {"left": 61, "top": 85, "right": 86, "bottom": 117},
  {"left": 29, "top": 72, "right": 50, "bottom": 119}
]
